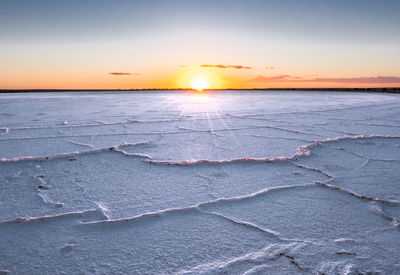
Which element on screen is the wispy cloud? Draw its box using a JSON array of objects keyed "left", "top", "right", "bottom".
[
  {"left": 109, "top": 72, "right": 142, "bottom": 76},
  {"left": 109, "top": 72, "right": 130, "bottom": 76},
  {"left": 250, "top": 75, "right": 400, "bottom": 84},
  {"left": 250, "top": 75, "right": 301, "bottom": 81},
  {"left": 201, "top": 64, "right": 252, "bottom": 70},
  {"left": 313, "top": 76, "right": 400, "bottom": 84}
]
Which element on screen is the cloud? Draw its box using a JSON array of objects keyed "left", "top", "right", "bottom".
[
  {"left": 313, "top": 76, "right": 400, "bottom": 84},
  {"left": 250, "top": 75, "right": 400, "bottom": 84},
  {"left": 200, "top": 64, "right": 252, "bottom": 70},
  {"left": 109, "top": 72, "right": 131, "bottom": 76},
  {"left": 250, "top": 75, "right": 301, "bottom": 81},
  {"left": 109, "top": 72, "right": 142, "bottom": 76}
]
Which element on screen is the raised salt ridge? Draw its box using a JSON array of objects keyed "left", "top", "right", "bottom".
[{"left": 0, "top": 91, "right": 400, "bottom": 274}]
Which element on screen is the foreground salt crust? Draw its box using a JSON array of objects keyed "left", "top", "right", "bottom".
[{"left": 0, "top": 91, "right": 400, "bottom": 274}]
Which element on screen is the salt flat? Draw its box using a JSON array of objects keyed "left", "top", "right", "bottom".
[{"left": 0, "top": 90, "right": 399, "bottom": 274}]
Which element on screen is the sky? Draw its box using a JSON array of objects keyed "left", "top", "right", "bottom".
[{"left": 1, "top": 0, "right": 400, "bottom": 89}]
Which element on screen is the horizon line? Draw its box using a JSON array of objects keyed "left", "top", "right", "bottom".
[{"left": 1, "top": 87, "right": 400, "bottom": 93}]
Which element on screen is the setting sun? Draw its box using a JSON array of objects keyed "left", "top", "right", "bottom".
[
  {"left": 176, "top": 66, "right": 222, "bottom": 90},
  {"left": 190, "top": 76, "right": 209, "bottom": 91}
]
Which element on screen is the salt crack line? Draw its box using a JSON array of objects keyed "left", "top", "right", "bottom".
[
  {"left": 290, "top": 162, "right": 333, "bottom": 179},
  {"left": 145, "top": 156, "right": 291, "bottom": 166},
  {"left": 82, "top": 183, "right": 314, "bottom": 225},
  {"left": 8, "top": 116, "right": 194, "bottom": 131},
  {"left": 0, "top": 139, "right": 157, "bottom": 163},
  {"left": 200, "top": 183, "right": 315, "bottom": 206},
  {"left": 358, "top": 122, "right": 400, "bottom": 128},
  {"left": 67, "top": 140, "right": 95, "bottom": 149},
  {"left": 81, "top": 205, "right": 198, "bottom": 225},
  {"left": 225, "top": 124, "right": 305, "bottom": 134},
  {"left": 333, "top": 147, "right": 370, "bottom": 164},
  {"left": 366, "top": 158, "right": 400, "bottom": 164},
  {"left": 10, "top": 122, "right": 114, "bottom": 131},
  {"left": 0, "top": 209, "right": 106, "bottom": 225},
  {"left": 248, "top": 134, "right": 314, "bottom": 143},
  {"left": 176, "top": 122, "right": 304, "bottom": 136},
  {"left": 314, "top": 182, "right": 400, "bottom": 205},
  {"left": 272, "top": 253, "right": 310, "bottom": 272},
  {"left": 299, "top": 134, "right": 400, "bottom": 151},
  {"left": 334, "top": 147, "right": 400, "bottom": 166},
  {"left": 226, "top": 101, "right": 397, "bottom": 118},
  {"left": 176, "top": 125, "right": 224, "bottom": 137},
  {"left": 0, "top": 132, "right": 162, "bottom": 142},
  {"left": 2, "top": 134, "right": 398, "bottom": 166},
  {"left": 148, "top": 135, "right": 400, "bottom": 166},
  {"left": 318, "top": 126, "right": 361, "bottom": 136},
  {"left": 175, "top": 242, "right": 308, "bottom": 274},
  {"left": 180, "top": 124, "right": 305, "bottom": 136},
  {"left": 117, "top": 136, "right": 162, "bottom": 148},
  {"left": 127, "top": 115, "right": 228, "bottom": 124},
  {"left": 192, "top": 167, "right": 217, "bottom": 199},
  {"left": 198, "top": 208, "right": 283, "bottom": 240},
  {"left": 1, "top": 125, "right": 254, "bottom": 142},
  {"left": 371, "top": 203, "right": 400, "bottom": 229}
]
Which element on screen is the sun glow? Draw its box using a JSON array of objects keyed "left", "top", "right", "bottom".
[
  {"left": 176, "top": 67, "right": 222, "bottom": 91},
  {"left": 190, "top": 76, "right": 209, "bottom": 91}
]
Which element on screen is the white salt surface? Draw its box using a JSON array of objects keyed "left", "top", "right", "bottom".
[{"left": 0, "top": 90, "right": 399, "bottom": 274}]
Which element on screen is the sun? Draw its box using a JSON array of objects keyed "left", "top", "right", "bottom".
[
  {"left": 176, "top": 67, "right": 221, "bottom": 90},
  {"left": 190, "top": 76, "right": 209, "bottom": 91}
]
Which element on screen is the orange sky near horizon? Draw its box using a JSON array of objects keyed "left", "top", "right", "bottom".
[
  {"left": 2, "top": 61, "right": 400, "bottom": 90},
  {"left": 2, "top": 68, "right": 400, "bottom": 90}
]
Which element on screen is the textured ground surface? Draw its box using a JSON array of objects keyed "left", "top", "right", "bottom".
[{"left": 0, "top": 91, "right": 399, "bottom": 274}]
